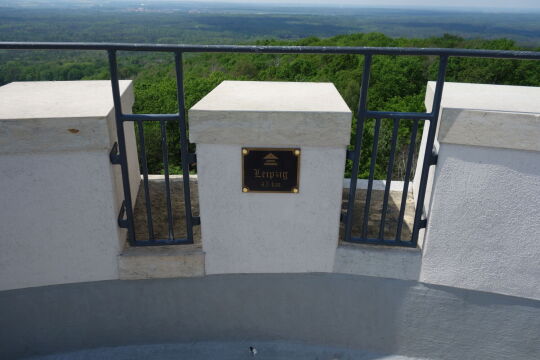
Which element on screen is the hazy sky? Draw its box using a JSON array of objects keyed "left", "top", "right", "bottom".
[{"left": 159, "top": 0, "right": 540, "bottom": 10}]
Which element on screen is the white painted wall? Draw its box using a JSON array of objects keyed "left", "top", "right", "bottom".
[
  {"left": 190, "top": 81, "right": 351, "bottom": 274},
  {"left": 197, "top": 144, "right": 347, "bottom": 274},
  {"left": 0, "top": 81, "right": 139, "bottom": 290},
  {"left": 419, "top": 82, "right": 540, "bottom": 300}
]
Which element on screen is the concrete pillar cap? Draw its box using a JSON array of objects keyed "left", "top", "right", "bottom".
[{"left": 189, "top": 81, "right": 352, "bottom": 147}]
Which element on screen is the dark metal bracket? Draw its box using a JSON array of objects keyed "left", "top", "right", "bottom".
[
  {"left": 118, "top": 201, "right": 128, "bottom": 229},
  {"left": 109, "top": 142, "right": 121, "bottom": 165},
  {"left": 430, "top": 151, "right": 438, "bottom": 166},
  {"left": 346, "top": 149, "right": 355, "bottom": 161}
]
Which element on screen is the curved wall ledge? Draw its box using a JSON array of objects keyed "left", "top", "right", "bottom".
[{"left": 1, "top": 274, "right": 538, "bottom": 360}]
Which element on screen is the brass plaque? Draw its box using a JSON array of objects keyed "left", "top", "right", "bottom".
[{"left": 242, "top": 148, "right": 300, "bottom": 193}]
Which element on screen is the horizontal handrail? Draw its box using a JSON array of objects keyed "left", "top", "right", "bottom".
[
  {"left": 1, "top": 41, "right": 539, "bottom": 59},
  {"left": 122, "top": 114, "right": 180, "bottom": 122},
  {"left": 365, "top": 111, "right": 433, "bottom": 120}
]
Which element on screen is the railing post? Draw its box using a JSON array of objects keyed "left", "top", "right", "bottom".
[
  {"left": 411, "top": 56, "right": 448, "bottom": 245},
  {"left": 175, "top": 51, "right": 196, "bottom": 244},
  {"left": 344, "top": 54, "right": 372, "bottom": 243},
  {"left": 108, "top": 50, "right": 136, "bottom": 245}
]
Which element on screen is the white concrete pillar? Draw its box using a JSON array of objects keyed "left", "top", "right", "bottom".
[
  {"left": 419, "top": 82, "right": 540, "bottom": 300},
  {"left": 189, "top": 81, "right": 351, "bottom": 274},
  {"left": 0, "top": 80, "right": 139, "bottom": 290}
]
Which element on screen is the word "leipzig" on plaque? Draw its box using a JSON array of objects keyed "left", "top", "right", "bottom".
[{"left": 242, "top": 148, "right": 300, "bottom": 193}]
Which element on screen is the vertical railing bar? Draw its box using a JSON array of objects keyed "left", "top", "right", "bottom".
[
  {"left": 174, "top": 51, "right": 195, "bottom": 244},
  {"left": 136, "top": 119, "right": 155, "bottom": 241},
  {"left": 160, "top": 119, "right": 175, "bottom": 240},
  {"left": 396, "top": 119, "right": 419, "bottom": 241},
  {"left": 344, "top": 54, "right": 372, "bottom": 243},
  {"left": 378, "top": 118, "right": 400, "bottom": 240},
  {"left": 361, "top": 118, "right": 381, "bottom": 239},
  {"left": 107, "top": 49, "right": 136, "bottom": 245},
  {"left": 411, "top": 56, "right": 448, "bottom": 244}
]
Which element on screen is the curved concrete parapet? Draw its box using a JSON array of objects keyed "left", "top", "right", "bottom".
[{"left": 1, "top": 274, "right": 538, "bottom": 360}]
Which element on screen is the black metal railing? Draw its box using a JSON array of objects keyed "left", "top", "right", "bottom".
[{"left": 1, "top": 42, "right": 539, "bottom": 247}]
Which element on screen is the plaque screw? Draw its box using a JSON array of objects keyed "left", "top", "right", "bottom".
[
  {"left": 292, "top": 188, "right": 299, "bottom": 193},
  {"left": 242, "top": 187, "right": 249, "bottom": 192},
  {"left": 294, "top": 149, "right": 301, "bottom": 156},
  {"left": 242, "top": 149, "right": 249, "bottom": 155}
]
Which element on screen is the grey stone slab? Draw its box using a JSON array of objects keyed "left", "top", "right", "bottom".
[
  {"left": 0, "top": 81, "right": 133, "bottom": 154},
  {"left": 439, "top": 109, "right": 540, "bottom": 151},
  {"left": 427, "top": 81, "right": 540, "bottom": 114},
  {"left": 190, "top": 81, "right": 351, "bottom": 113},
  {"left": 189, "top": 81, "right": 352, "bottom": 146},
  {"left": 426, "top": 81, "right": 540, "bottom": 152},
  {"left": 118, "top": 245, "right": 205, "bottom": 280}
]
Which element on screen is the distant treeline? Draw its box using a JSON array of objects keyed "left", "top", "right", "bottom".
[{"left": 1, "top": 6, "right": 540, "bottom": 45}]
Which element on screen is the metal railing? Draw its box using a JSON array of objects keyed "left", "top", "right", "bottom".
[{"left": 1, "top": 42, "right": 539, "bottom": 247}]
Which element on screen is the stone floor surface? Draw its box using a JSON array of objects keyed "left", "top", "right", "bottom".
[
  {"left": 133, "top": 177, "right": 202, "bottom": 244},
  {"left": 132, "top": 178, "right": 415, "bottom": 245}
]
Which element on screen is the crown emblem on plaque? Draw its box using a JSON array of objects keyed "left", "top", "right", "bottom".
[{"left": 263, "top": 153, "right": 279, "bottom": 166}]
